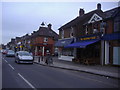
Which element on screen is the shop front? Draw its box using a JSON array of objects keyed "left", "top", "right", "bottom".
[
  {"left": 55, "top": 38, "right": 74, "bottom": 61},
  {"left": 102, "top": 33, "right": 120, "bottom": 66},
  {"left": 33, "top": 43, "right": 53, "bottom": 56},
  {"left": 65, "top": 34, "right": 101, "bottom": 65}
]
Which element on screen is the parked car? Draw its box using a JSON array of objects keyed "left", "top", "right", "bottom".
[
  {"left": 6, "top": 50, "right": 15, "bottom": 57},
  {"left": 15, "top": 51, "right": 34, "bottom": 64},
  {"left": 2, "top": 49, "right": 8, "bottom": 54}
]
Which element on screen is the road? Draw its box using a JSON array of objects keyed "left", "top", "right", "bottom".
[{"left": 2, "top": 54, "right": 119, "bottom": 89}]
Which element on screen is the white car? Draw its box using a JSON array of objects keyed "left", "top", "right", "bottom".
[
  {"left": 15, "top": 51, "right": 34, "bottom": 64},
  {"left": 6, "top": 50, "right": 15, "bottom": 57}
]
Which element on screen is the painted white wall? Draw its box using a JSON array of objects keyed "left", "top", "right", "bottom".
[
  {"left": 105, "top": 41, "right": 109, "bottom": 65},
  {"left": 58, "top": 55, "right": 74, "bottom": 61},
  {"left": 113, "top": 47, "right": 120, "bottom": 65},
  {"left": 101, "top": 40, "right": 105, "bottom": 65}
]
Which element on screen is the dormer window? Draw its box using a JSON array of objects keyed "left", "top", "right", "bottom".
[{"left": 88, "top": 13, "right": 102, "bottom": 24}]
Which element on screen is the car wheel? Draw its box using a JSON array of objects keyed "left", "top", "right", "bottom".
[
  {"left": 15, "top": 60, "right": 17, "bottom": 63},
  {"left": 17, "top": 60, "right": 20, "bottom": 64}
]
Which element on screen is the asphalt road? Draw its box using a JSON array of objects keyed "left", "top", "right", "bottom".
[{"left": 2, "top": 54, "right": 119, "bottom": 89}]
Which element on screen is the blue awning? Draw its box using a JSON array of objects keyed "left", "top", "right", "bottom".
[
  {"left": 65, "top": 39, "right": 100, "bottom": 48},
  {"left": 102, "top": 33, "right": 120, "bottom": 40},
  {"left": 55, "top": 38, "right": 74, "bottom": 47}
]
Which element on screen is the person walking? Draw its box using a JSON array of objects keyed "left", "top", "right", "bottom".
[{"left": 45, "top": 50, "right": 53, "bottom": 65}]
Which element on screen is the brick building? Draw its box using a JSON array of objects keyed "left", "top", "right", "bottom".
[
  {"left": 31, "top": 23, "right": 59, "bottom": 56},
  {"left": 55, "top": 3, "right": 120, "bottom": 65}
]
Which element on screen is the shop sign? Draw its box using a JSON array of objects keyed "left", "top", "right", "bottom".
[
  {"left": 43, "top": 43, "right": 47, "bottom": 45},
  {"left": 80, "top": 36, "right": 100, "bottom": 41},
  {"left": 20, "top": 45, "right": 23, "bottom": 48}
]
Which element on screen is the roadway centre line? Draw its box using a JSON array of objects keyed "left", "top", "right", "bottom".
[
  {"left": 18, "top": 73, "right": 37, "bottom": 90},
  {"left": 4, "top": 60, "right": 8, "bottom": 63},
  {"left": 8, "top": 64, "right": 15, "bottom": 70}
]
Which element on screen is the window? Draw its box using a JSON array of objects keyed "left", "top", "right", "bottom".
[
  {"left": 114, "top": 16, "right": 120, "bottom": 32},
  {"left": 93, "top": 29, "right": 98, "bottom": 34},
  {"left": 70, "top": 27, "right": 74, "bottom": 37},
  {"left": 44, "top": 37, "right": 48, "bottom": 42},
  {"left": 61, "top": 29, "right": 64, "bottom": 39},
  {"left": 85, "top": 26, "right": 88, "bottom": 35}
]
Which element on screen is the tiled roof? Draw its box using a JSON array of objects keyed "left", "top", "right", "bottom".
[
  {"left": 59, "top": 6, "right": 120, "bottom": 30},
  {"left": 104, "top": 6, "right": 120, "bottom": 19},
  {"left": 59, "top": 9, "right": 105, "bottom": 30},
  {"left": 31, "top": 27, "right": 59, "bottom": 40}
]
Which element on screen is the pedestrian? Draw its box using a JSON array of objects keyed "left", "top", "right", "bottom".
[{"left": 45, "top": 50, "right": 53, "bottom": 65}]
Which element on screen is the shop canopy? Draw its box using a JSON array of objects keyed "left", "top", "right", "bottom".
[
  {"left": 102, "top": 33, "right": 120, "bottom": 40},
  {"left": 55, "top": 38, "right": 74, "bottom": 47},
  {"left": 65, "top": 39, "right": 100, "bottom": 48}
]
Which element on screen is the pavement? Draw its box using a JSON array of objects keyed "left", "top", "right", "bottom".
[{"left": 33, "top": 56, "right": 120, "bottom": 79}]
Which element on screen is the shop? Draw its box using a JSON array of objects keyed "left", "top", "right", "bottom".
[
  {"left": 102, "top": 33, "right": 120, "bottom": 66},
  {"left": 65, "top": 34, "right": 101, "bottom": 65},
  {"left": 33, "top": 43, "right": 53, "bottom": 56},
  {"left": 55, "top": 38, "right": 74, "bottom": 61}
]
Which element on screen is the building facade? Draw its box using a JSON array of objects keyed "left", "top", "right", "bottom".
[
  {"left": 31, "top": 23, "right": 59, "bottom": 56},
  {"left": 56, "top": 3, "right": 120, "bottom": 65}
]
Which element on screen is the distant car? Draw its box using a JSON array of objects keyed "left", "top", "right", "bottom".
[
  {"left": 2, "top": 49, "right": 8, "bottom": 54},
  {"left": 15, "top": 51, "right": 34, "bottom": 64},
  {"left": 6, "top": 50, "right": 15, "bottom": 57}
]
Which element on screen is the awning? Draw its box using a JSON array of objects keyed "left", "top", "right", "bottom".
[
  {"left": 102, "top": 33, "right": 120, "bottom": 40},
  {"left": 65, "top": 39, "right": 100, "bottom": 48},
  {"left": 55, "top": 38, "right": 74, "bottom": 47}
]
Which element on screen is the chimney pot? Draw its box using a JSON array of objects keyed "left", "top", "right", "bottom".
[
  {"left": 48, "top": 23, "right": 52, "bottom": 30},
  {"left": 79, "top": 8, "right": 85, "bottom": 16},
  {"left": 97, "top": 3, "right": 101, "bottom": 10}
]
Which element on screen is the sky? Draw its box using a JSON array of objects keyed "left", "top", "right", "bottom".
[{"left": 1, "top": 0, "right": 119, "bottom": 45}]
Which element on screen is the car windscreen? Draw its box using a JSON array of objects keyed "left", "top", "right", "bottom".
[
  {"left": 8, "top": 50, "right": 15, "bottom": 53},
  {"left": 18, "top": 52, "right": 31, "bottom": 56}
]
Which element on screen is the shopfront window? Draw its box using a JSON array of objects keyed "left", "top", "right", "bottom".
[{"left": 61, "top": 48, "right": 74, "bottom": 56}]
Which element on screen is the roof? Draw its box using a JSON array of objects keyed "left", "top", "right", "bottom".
[
  {"left": 59, "top": 9, "right": 105, "bottom": 30},
  {"left": 104, "top": 6, "right": 120, "bottom": 19},
  {"left": 31, "top": 27, "right": 59, "bottom": 40},
  {"left": 59, "top": 6, "right": 120, "bottom": 30}
]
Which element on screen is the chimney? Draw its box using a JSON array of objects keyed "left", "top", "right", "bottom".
[
  {"left": 47, "top": 23, "right": 52, "bottom": 30},
  {"left": 41, "top": 22, "right": 45, "bottom": 27},
  {"left": 97, "top": 3, "right": 101, "bottom": 10},
  {"left": 33, "top": 31, "right": 36, "bottom": 33},
  {"left": 79, "top": 8, "right": 85, "bottom": 16}
]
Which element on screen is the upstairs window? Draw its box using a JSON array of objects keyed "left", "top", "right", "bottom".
[
  {"left": 114, "top": 16, "right": 120, "bottom": 32},
  {"left": 44, "top": 37, "right": 48, "bottom": 42},
  {"left": 85, "top": 26, "right": 88, "bottom": 35},
  {"left": 70, "top": 27, "right": 74, "bottom": 38},
  {"left": 61, "top": 29, "right": 64, "bottom": 39},
  {"left": 93, "top": 23, "right": 99, "bottom": 34}
]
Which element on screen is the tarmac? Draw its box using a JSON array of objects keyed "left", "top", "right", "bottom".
[{"left": 33, "top": 56, "right": 120, "bottom": 79}]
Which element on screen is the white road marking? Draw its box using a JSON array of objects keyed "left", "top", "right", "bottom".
[
  {"left": 18, "top": 73, "right": 37, "bottom": 90},
  {"left": 4, "top": 60, "right": 8, "bottom": 63},
  {"left": 8, "top": 64, "right": 15, "bottom": 70}
]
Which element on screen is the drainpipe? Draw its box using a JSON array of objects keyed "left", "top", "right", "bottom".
[
  {"left": 42, "top": 46, "right": 44, "bottom": 56},
  {"left": 101, "top": 40, "right": 105, "bottom": 66}
]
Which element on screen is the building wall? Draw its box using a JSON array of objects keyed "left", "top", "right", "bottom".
[{"left": 106, "top": 20, "right": 113, "bottom": 34}]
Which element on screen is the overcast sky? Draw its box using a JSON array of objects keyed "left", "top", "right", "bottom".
[{"left": 1, "top": 1, "right": 119, "bottom": 45}]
